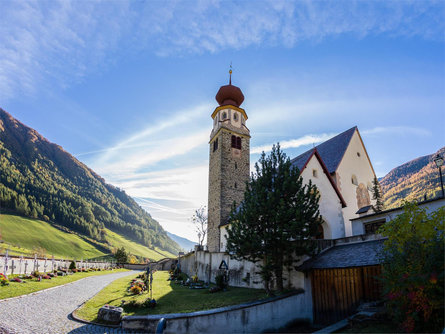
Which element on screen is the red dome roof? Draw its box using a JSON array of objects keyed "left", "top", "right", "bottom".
[{"left": 215, "top": 84, "right": 244, "bottom": 107}]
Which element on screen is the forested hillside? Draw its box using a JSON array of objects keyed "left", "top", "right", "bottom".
[
  {"left": 381, "top": 146, "right": 445, "bottom": 209},
  {"left": 0, "top": 108, "right": 180, "bottom": 255}
]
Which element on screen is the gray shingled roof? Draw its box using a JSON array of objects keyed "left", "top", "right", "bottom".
[
  {"left": 291, "top": 148, "right": 315, "bottom": 172},
  {"left": 298, "top": 239, "right": 384, "bottom": 271},
  {"left": 291, "top": 126, "right": 357, "bottom": 174}
]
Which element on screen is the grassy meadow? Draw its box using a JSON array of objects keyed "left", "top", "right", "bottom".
[{"left": 0, "top": 214, "right": 176, "bottom": 261}]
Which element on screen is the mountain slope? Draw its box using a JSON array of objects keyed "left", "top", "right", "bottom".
[
  {"left": 0, "top": 108, "right": 180, "bottom": 257},
  {"left": 381, "top": 146, "right": 445, "bottom": 209},
  {"left": 167, "top": 231, "right": 197, "bottom": 252}
]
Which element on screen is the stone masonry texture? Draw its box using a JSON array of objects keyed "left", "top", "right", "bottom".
[{"left": 208, "top": 110, "right": 250, "bottom": 252}]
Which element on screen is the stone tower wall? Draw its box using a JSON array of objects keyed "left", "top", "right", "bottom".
[{"left": 207, "top": 128, "right": 250, "bottom": 252}]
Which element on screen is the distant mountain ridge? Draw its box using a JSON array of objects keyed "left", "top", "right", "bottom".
[
  {"left": 381, "top": 146, "right": 445, "bottom": 209},
  {"left": 0, "top": 108, "right": 180, "bottom": 257},
  {"left": 167, "top": 231, "right": 197, "bottom": 252}
]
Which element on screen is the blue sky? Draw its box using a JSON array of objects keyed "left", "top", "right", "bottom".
[{"left": 1, "top": 1, "right": 444, "bottom": 241}]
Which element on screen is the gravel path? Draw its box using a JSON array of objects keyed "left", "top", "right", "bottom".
[{"left": 0, "top": 270, "right": 140, "bottom": 334}]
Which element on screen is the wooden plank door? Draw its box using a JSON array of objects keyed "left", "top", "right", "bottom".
[{"left": 311, "top": 266, "right": 382, "bottom": 324}]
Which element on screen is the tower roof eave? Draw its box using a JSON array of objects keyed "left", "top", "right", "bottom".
[{"left": 211, "top": 105, "right": 248, "bottom": 121}]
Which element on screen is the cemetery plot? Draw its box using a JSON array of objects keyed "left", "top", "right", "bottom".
[{"left": 75, "top": 270, "right": 270, "bottom": 323}]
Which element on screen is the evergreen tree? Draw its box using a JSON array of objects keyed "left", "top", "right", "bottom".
[
  {"left": 226, "top": 144, "right": 322, "bottom": 294},
  {"left": 372, "top": 176, "right": 384, "bottom": 211},
  {"left": 114, "top": 247, "right": 128, "bottom": 263}
]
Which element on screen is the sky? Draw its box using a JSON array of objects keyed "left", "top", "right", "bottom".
[{"left": 1, "top": 0, "right": 444, "bottom": 242}]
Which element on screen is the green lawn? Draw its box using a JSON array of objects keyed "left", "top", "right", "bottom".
[
  {"left": 0, "top": 214, "right": 105, "bottom": 259},
  {"left": 0, "top": 269, "right": 129, "bottom": 300},
  {"left": 75, "top": 271, "right": 270, "bottom": 322}
]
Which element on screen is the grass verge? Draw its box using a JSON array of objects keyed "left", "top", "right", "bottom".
[
  {"left": 75, "top": 270, "right": 270, "bottom": 322},
  {"left": 0, "top": 269, "right": 129, "bottom": 300}
]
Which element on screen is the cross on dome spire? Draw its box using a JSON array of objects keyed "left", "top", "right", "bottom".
[{"left": 229, "top": 62, "right": 232, "bottom": 85}]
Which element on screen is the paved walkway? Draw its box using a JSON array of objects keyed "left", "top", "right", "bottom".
[{"left": 0, "top": 270, "right": 139, "bottom": 334}]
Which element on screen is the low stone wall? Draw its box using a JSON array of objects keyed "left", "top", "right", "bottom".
[
  {"left": 122, "top": 290, "right": 312, "bottom": 333},
  {"left": 179, "top": 251, "right": 305, "bottom": 290},
  {"left": 122, "top": 263, "right": 148, "bottom": 271},
  {"left": 0, "top": 254, "right": 115, "bottom": 276}
]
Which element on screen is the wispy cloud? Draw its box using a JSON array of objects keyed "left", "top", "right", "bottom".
[
  {"left": 362, "top": 126, "right": 432, "bottom": 137},
  {"left": 251, "top": 133, "right": 336, "bottom": 154},
  {"left": 1, "top": 1, "right": 443, "bottom": 100}
]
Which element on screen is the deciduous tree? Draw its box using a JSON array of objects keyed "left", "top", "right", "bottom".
[{"left": 379, "top": 202, "right": 444, "bottom": 332}]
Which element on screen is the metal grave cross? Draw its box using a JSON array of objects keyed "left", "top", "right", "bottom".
[
  {"left": 19, "top": 256, "right": 24, "bottom": 275},
  {"left": 44, "top": 257, "right": 48, "bottom": 273},
  {"left": 3, "top": 250, "right": 9, "bottom": 276},
  {"left": 51, "top": 255, "right": 55, "bottom": 272},
  {"left": 10, "top": 259, "right": 16, "bottom": 276},
  {"left": 24, "top": 260, "right": 29, "bottom": 274}
]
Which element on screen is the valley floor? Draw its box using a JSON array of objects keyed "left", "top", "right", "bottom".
[{"left": 0, "top": 270, "right": 138, "bottom": 334}]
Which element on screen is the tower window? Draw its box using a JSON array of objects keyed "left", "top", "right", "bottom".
[
  {"left": 235, "top": 162, "right": 237, "bottom": 169},
  {"left": 234, "top": 182, "right": 237, "bottom": 189},
  {"left": 222, "top": 111, "right": 227, "bottom": 120},
  {"left": 233, "top": 113, "right": 238, "bottom": 121},
  {"left": 213, "top": 138, "right": 218, "bottom": 152},
  {"left": 312, "top": 169, "right": 318, "bottom": 178},
  {"left": 231, "top": 135, "right": 241, "bottom": 149},
  {"left": 357, "top": 152, "right": 361, "bottom": 157}
]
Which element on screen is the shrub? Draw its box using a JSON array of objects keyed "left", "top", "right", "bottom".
[
  {"left": 215, "top": 274, "right": 227, "bottom": 290},
  {"left": 379, "top": 203, "right": 444, "bottom": 333},
  {"left": 69, "top": 261, "right": 76, "bottom": 270}
]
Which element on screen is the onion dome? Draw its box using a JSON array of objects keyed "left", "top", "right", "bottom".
[{"left": 215, "top": 70, "right": 244, "bottom": 107}]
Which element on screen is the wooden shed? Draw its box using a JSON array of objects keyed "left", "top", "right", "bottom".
[{"left": 299, "top": 239, "right": 384, "bottom": 324}]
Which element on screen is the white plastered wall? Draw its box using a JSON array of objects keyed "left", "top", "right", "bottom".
[
  {"left": 300, "top": 155, "right": 345, "bottom": 239},
  {"left": 336, "top": 129, "right": 376, "bottom": 236}
]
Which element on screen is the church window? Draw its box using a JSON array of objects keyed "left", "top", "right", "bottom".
[
  {"left": 312, "top": 169, "right": 318, "bottom": 178},
  {"left": 235, "top": 162, "right": 237, "bottom": 169},
  {"left": 351, "top": 174, "right": 358, "bottom": 185},
  {"left": 233, "top": 112, "right": 238, "bottom": 121},
  {"left": 234, "top": 182, "right": 237, "bottom": 189},
  {"left": 222, "top": 111, "right": 227, "bottom": 120},
  {"left": 231, "top": 135, "right": 241, "bottom": 149},
  {"left": 213, "top": 138, "right": 218, "bottom": 152},
  {"left": 357, "top": 152, "right": 361, "bottom": 157}
]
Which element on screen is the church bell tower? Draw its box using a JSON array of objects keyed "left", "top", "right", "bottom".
[{"left": 207, "top": 70, "right": 250, "bottom": 252}]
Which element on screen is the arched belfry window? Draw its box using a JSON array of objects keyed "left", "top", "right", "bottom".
[
  {"left": 231, "top": 135, "right": 241, "bottom": 149},
  {"left": 222, "top": 111, "right": 227, "bottom": 120}
]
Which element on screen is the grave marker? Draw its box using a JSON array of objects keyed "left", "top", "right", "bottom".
[
  {"left": 10, "top": 259, "right": 16, "bottom": 276},
  {"left": 19, "top": 256, "right": 24, "bottom": 275},
  {"left": 4, "top": 250, "right": 10, "bottom": 277}
]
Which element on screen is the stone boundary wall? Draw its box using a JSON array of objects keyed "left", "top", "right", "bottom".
[
  {"left": 122, "top": 290, "right": 312, "bottom": 333},
  {"left": 0, "top": 254, "right": 115, "bottom": 276},
  {"left": 122, "top": 263, "right": 147, "bottom": 270},
  {"left": 179, "top": 251, "right": 305, "bottom": 291}
]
